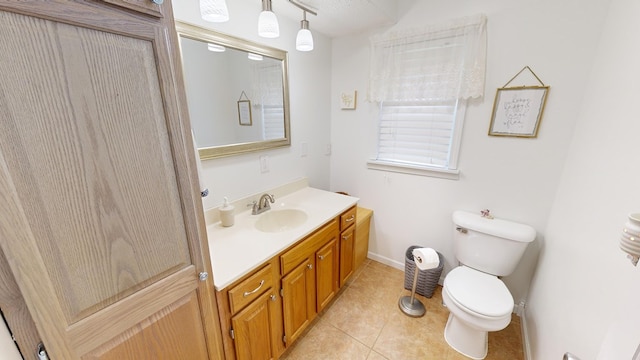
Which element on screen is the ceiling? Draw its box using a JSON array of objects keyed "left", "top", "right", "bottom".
[{"left": 271, "top": 0, "right": 398, "bottom": 38}]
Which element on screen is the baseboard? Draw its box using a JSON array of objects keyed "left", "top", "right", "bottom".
[
  {"left": 367, "top": 252, "right": 404, "bottom": 271},
  {"left": 520, "top": 305, "right": 533, "bottom": 360},
  {"left": 367, "top": 251, "right": 445, "bottom": 285}
]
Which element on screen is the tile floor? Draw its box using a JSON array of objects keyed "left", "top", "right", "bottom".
[{"left": 280, "top": 259, "right": 524, "bottom": 360}]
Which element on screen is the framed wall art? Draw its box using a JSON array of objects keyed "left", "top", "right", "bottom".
[
  {"left": 488, "top": 66, "right": 550, "bottom": 138},
  {"left": 237, "top": 91, "right": 252, "bottom": 126},
  {"left": 340, "top": 90, "right": 357, "bottom": 110}
]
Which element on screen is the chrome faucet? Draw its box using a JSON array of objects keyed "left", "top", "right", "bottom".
[{"left": 251, "top": 193, "right": 275, "bottom": 215}]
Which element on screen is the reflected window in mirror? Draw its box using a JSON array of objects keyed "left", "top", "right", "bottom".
[{"left": 176, "top": 22, "right": 290, "bottom": 159}]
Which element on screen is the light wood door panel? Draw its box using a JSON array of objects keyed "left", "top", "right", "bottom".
[
  {"left": 0, "top": 2, "right": 223, "bottom": 359},
  {"left": 0, "top": 10, "right": 190, "bottom": 323},
  {"left": 316, "top": 238, "right": 339, "bottom": 312},
  {"left": 231, "top": 290, "right": 276, "bottom": 360},
  {"left": 0, "top": 246, "right": 41, "bottom": 359},
  {"left": 282, "top": 259, "right": 315, "bottom": 345},
  {"left": 84, "top": 293, "right": 207, "bottom": 360},
  {"left": 340, "top": 225, "right": 356, "bottom": 287}
]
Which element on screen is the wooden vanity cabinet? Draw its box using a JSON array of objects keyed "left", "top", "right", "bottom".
[
  {"left": 218, "top": 207, "right": 359, "bottom": 358},
  {"left": 339, "top": 206, "right": 357, "bottom": 286}
]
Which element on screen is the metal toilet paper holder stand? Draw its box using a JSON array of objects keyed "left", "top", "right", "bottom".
[{"left": 399, "top": 253, "right": 434, "bottom": 317}]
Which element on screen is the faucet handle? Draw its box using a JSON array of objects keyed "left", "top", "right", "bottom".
[{"left": 248, "top": 200, "right": 259, "bottom": 214}]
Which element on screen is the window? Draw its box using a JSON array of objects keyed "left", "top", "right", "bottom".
[{"left": 367, "top": 14, "right": 487, "bottom": 179}]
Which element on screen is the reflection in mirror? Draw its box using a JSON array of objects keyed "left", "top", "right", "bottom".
[{"left": 176, "top": 22, "right": 290, "bottom": 159}]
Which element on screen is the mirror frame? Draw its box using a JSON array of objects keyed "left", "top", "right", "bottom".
[{"left": 176, "top": 21, "right": 291, "bottom": 160}]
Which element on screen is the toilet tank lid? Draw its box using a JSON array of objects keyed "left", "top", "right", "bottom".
[{"left": 452, "top": 211, "right": 536, "bottom": 243}]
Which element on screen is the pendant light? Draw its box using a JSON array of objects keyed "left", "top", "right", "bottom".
[
  {"left": 258, "top": 0, "right": 279, "bottom": 38},
  {"left": 200, "top": 0, "right": 229, "bottom": 22},
  {"left": 296, "top": 11, "right": 314, "bottom": 52}
]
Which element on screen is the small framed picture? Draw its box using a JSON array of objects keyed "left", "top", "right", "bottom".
[
  {"left": 488, "top": 86, "right": 549, "bottom": 137},
  {"left": 340, "top": 90, "right": 357, "bottom": 110},
  {"left": 237, "top": 100, "right": 252, "bottom": 126}
]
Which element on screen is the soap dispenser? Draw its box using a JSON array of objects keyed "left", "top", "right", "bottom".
[{"left": 219, "top": 197, "right": 235, "bottom": 227}]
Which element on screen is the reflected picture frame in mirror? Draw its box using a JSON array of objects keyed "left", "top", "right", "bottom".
[{"left": 175, "top": 21, "right": 291, "bottom": 160}]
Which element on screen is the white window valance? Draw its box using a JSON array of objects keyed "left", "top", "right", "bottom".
[{"left": 368, "top": 14, "right": 487, "bottom": 102}]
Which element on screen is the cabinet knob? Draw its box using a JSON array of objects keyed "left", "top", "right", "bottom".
[
  {"left": 151, "top": 0, "right": 164, "bottom": 4},
  {"left": 198, "top": 272, "right": 209, "bottom": 281},
  {"left": 270, "top": 294, "right": 277, "bottom": 302},
  {"left": 307, "top": 263, "right": 313, "bottom": 270},
  {"left": 318, "top": 255, "right": 325, "bottom": 260}
]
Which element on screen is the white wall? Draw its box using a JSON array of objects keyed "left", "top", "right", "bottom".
[
  {"left": 329, "top": 0, "right": 610, "bottom": 307},
  {"left": 173, "top": 1, "right": 333, "bottom": 209},
  {"left": 527, "top": 0, "right": 640, "bottom": 358}
]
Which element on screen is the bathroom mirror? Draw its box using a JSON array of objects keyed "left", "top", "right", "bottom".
[{"left": 176, "top": 21, "right": 291, "bottom": 160}]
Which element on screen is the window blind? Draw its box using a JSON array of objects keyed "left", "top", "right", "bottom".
[
  {"left": 377, "top": 100, "right": 458, "bottom": 168},
  {"left": 262, "top": 105, "right": 284, "bottom": 140}
]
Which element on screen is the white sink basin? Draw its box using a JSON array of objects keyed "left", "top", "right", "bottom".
[{"left": 255, "top": 209, "right": 308, "bottom": 233}]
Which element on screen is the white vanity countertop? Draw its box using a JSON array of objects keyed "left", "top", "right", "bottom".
[{"left": 206, "top": 187, "right": 358, "bottom": 290}]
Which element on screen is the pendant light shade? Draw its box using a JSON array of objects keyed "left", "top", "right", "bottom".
[
  {"left": 200, "top": 0, "right": 229, "bottom": 22},
  {"left": 258, "top": 0, "right": 279, "bottom": 38},
  {"left": 296, "top": 13, "right": 313, "bottom": 51}
]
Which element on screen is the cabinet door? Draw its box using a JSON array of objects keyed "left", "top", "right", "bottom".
[
  {"left": 281, "top": 259, "right": 316, "bottom": 345},
  {"left": 340, "top": 225, "right": 356, "bottom": 287},
  {"left": 316, "top": 238, "right": 339, "bottom": 312},
  {"left": 232, "top": 290, "right": 278, "bottom": 360},
  {"left": 0, "top": 2, "right": 222, "bottom": 359}
]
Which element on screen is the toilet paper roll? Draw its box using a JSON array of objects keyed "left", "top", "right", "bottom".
[{"left": 412, "top": 247, "right": 440, "bottom": 271}]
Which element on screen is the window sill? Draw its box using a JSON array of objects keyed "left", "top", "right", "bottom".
[{"left": 366, "top": 159, "right": 460, "bottom": 180}]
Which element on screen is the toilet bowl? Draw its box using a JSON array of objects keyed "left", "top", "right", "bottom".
[{"left": 442, "top": 266, "right": 513, "bottom": 359}]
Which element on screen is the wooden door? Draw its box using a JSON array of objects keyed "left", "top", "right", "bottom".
[
  {"left": 0, "top": 1, "right": 223, "bottom": 359},
  {"left": 340, "top": 225, "right": 356, "bottom": 287},
  {"left": 231, "top": 290, "right": 277, "bottom": 360},
  {"left": 316, "top": 239, "right": 339, "bottom": 312},
  {"left": 281, "top": 259, "right": 315, "bottom": 345}
]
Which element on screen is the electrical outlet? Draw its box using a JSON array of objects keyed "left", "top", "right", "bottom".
[
  {"left": 325, "top": 143, "right": 332, "bottom": 156},
  {"left": 259, "top": 155, "right": 269, "bottom": 173}
]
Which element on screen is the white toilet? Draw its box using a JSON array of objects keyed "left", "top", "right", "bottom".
[{"left": 442, "top": 210, "right": 536, "bottom": 359}]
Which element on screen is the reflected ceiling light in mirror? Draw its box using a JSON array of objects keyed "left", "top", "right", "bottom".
[
  {"left": 296, "top": 11, "right": 314, "bottom": 51},
  {"left": 200, "top": 0, "right": 229, "bottom": 22},
  {"left": 207, "top": 43, "right": 226, "bottom": 52},
  {"left": 247, "top": 53, "right": 264, "bottom": 61},
  {"left": 258, "top": 0, "right": 279, "bottom": 38}
]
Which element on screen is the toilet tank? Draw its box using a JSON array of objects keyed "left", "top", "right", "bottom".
[{"left": 452, "top": 210, "right": 536, "bottom": 276}]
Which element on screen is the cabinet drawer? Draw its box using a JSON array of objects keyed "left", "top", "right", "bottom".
[
  {"left": 228, "top": 264, "right": 273, "bottom": 314},
  {"left": 340, "top": 207, "right": 357, "bottom": 230},
  {"left": 281, "top": 220, "right": 338, "bottom": 275}
]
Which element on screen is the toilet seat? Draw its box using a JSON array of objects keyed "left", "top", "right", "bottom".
[{"left": 444, "top": 266, "right": 513, "bottom": 318}]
